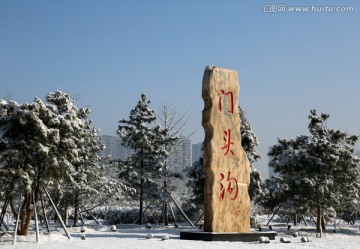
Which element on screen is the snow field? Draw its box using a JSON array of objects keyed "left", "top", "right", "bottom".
[{"left": 1, "top": 220, "right": 360, "bottom": 249}]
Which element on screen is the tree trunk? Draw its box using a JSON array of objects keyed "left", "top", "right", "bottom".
[
  {"left": 73, "top": 195, "right": 79, "bottom": 226},
  {"left": 138, "top": 157, "right": 144, "bottom": 225},
  {"left": 316, "top": 204, "right": 322, "bottom": 234},
  {"left": 294, "top": 213, "right": 298, "bottom": 226},
  {"left": 40, "top": 194, "right": 50, "bottom": 233},
  {"left": 163, "top": 179, "right": 169, "bottom": 225},
  {"left": 21, "top": 204, "right": 34, "bottom": 235},
  {"left": 19, "top": 195, "right": 28, "bottom": 235},
  {"left": 164, "top": 202, "right": 169, "bottom": 226},
  {"left": 159, "top": 203, "right": 164, "bottom": 224},
  {"left": 9, "top": 197, "right": 18, "bottom": 218},
  {"left": 139, "top": 183, "right": 144, "bottom": 225},
  {"left": 19, "top": 193, "right": 34, "bottom": 236},
  {"left": 19, "top": 203, "right": 26, "bottom": 233},
  {"left": 73, "top": 162, "right": 80, "bottom": 227},
  {"left": 64, "top": 206, "right": 69, "bottom": 226},
  {"left": 321, "top": 211, "right": 326, "bottom": 231}
]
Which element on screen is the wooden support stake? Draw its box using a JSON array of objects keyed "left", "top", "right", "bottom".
[
  {"left": 40, "top": 194, "right": 50, "bottom": 233},
  {"left": 133, "top": 200, "right": 155, "bottom": 225},
  {"left": 0, "top": 198, "right": 10, "bottom": 230},
  {"left": 42, "top": 185, "right": 71, "bottom": 239},
  {"left": 266, "top": 202, "right": 283, "bottom": 226},
  {"left": 159, "top": 202, "right": 165, "bottom": 224},
  {"left": 78, "top": 208, "right": 85, "bottom": 225},
  {"left": 0, "top": 199, "right": 7, "bottom": 226},
  {"left": 13, "top": 194, "right": 22, "bottom": 245},
  {"left": 286, "top": 214, "right": 290, "bottom": 225},
  {"left": 308, "top": 212, "right": 317, "bottom": 225},
  {"left": 164, "top": 188, "right": 194, "bottom": 227},
  {"left": 301, "top": 213, "right": 308, "bottom": 226},
  {"left": 80, "top": 204, "right": 101, "bottom": 225},
  {"left": 32, "top": 192, "right": 40, "bottom": 243},
  {"left": 168, "top": 202, "right": 177, "bottom": 224},
  {"left": 195, "top": 211, "right": 204, "bottom": 226},
  {"left": 2, "top": 221, "right": 9, "bottom": 231}
]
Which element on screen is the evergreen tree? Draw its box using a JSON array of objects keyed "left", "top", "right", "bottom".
[
  {"left": 184, "top": 156, "right": 205, "bottom": 219},
  {"left": 266, "top": 110, "right": 360, "bottom": 233},
  {"left": 45, "top": 91, "right": 117, "bottom": 226},
  {"left": 117, "top": 94, "right": 167, "bottom": 224},
  {"left": 264, "top": 135, "right": 313, "bottom": 223},
  {"left": 0, "top": 91, "right": 110, "bottom": 233},
  {"left": 238, "top": 106, "right": 266, "bottom": 202},
  {"left": 0, "top": 97, "right": 65, "bottom": 235}
]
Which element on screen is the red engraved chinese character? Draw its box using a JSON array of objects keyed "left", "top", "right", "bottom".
[
  {"left": 221, "top": 129, "right": 234, "bottom": 156},
  {"left": 218, "top": 90, "right": 234, "bottom": 114},
  {"left": 219, "top": 171, "right": 238, "bottom": 201}
]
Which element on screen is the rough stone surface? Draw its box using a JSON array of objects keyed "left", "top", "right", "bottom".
[{"left": 202, "top": 66, "right": 250, "bottom": 233}]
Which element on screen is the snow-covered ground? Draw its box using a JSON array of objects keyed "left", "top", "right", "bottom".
[{"left": 1, "top": 217, "right": 360, "bottom": 249}]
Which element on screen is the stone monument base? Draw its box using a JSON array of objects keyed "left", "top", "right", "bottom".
[{"left": 180, "top": 231, "right": 277, "bottom": 242}]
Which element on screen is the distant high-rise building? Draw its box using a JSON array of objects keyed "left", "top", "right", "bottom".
[
  {"left": 168, "top": 137, "right": 192, "bottom": 171},
  {"left": 192, "top": 142, "right": 203, "bottom": 164},
  {"left": 182, "top": 137, "right": 192, "bottom": 168},
  {"left": 99, "top": 135, "right": 133, "bottom": 160},
  {"left": 161, "top": 136, "right": 191, "bottom": 192}
]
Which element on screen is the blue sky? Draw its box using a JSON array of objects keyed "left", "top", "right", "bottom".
[{"left": 1, "top": 0, "right": 359, "bottom": 178}]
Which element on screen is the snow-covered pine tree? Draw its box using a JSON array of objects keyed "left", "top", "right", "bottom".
[
  {"left": 266, "top": 110, "right": 360, "bottom": 233},
  {"left": 0, "top": 91, "right": 113, "bottom": 233},
  {"left": 184, "top": 156, "right": 205, "bottom": 219},
  {"left": 45, "top": 91, "right": 118, "bottom": 226},
  {"left": 117, "top": 94, "right": 168, "bottom": 225},
  {"left": 238, "top": 106, "right": 266, "bottom": 202},
  {"left": 0, "top": 97, "right": 63, "bottom": 235},
  {"left": 265, "top": 135, "right": 313, "bottom": 223},
  {"left": 307, "top": 109, "right": 359, "bottom": 233}
]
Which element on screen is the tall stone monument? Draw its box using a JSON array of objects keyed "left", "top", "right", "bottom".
[
  {"left": 180, "top": 66, "right": 276, "bottom": 241},
  {"left": 202, "top": 66, "right": 250, "bottom": 233}
]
